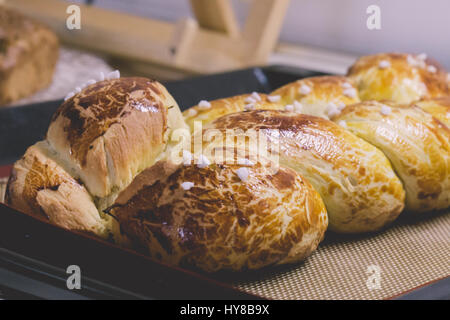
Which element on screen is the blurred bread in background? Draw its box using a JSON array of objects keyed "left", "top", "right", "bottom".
[{"left": 0, "top": 6, "right": 59, "bottom": 105}]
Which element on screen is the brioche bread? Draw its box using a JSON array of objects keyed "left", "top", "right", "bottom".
[
  {"left": 111, "top": 151, "right": 327, "bottom": 272},
  {"left": 0, "top": 7, "right": 59, "bottom": 105},
  {"left": 203, "top": 110, "right": 405, "bottom": 233},
  {"left": 5, "top": 51, "right": 450, "bottom": 272},
  {"left": 348, "top": 53, "right": 449, "bottom": 104},
  {"left": 332, "top": 101, "right": 450, "bottom": 212},
  {"left": 270, "top": 76, "right": 360, "bottom": 119}
]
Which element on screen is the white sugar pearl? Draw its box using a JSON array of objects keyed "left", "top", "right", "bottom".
[
  {"left": 341, "top": 82, "right": 352, "bottom": 89},
  {"left": 378, "top": 60, "right": 391, "bottom": 69},
  {"left": 327, "top": 103, "right": 340, "bottom": 118},
  {"left": 299, "top": 84, "right": 311, "bottom": 95},
  {"left": 74, "top": 86, "right": 82, "bottom": 93},
  {"left": 337, "top": 120, "right": 348, "bottom": 128},
  {"left": 106, "top": 70, "right": 120, "bottom": 80},
  {"left": 197, "top": 155, "right": 211, "bottom": 168},
  {"left": 244, "top": 103, "right": 255, "bottom": 111},
  {"left": 251, "top": 92, "right": 262, "bottom": 101},
  {"left": 198, "top": 100, "right": 211, "bottom": 110},
  {"left": 293, "top": 101, "right": 303, "bottom": 113},
  {"left": 380, "top": 105, "right": 392, "bottom": 115},
  {"left": 284, "top": 104, "right": 294, "bottom": 112},
  {"left": 268, "top": 95, "right": 281, "bottom": 102},
  {"left": 64, "top": 91, "right": 75, "bottom": 101},
  {"left": 343, "top": 88, "right": 357, "bottom": 98},
  {"left": 237, "top": 158, "right": 254, "bottom": 166},
  {"left": 236, "top": 167, "right": 249, "bottom": 182},
  {"left": 181, "top": 182, "right": 194, "bottom": 190},
  {"left": 417, "top": 53, "right": 427, "bottom": 60},
  {"left": 187, "top": 108, "right": 198, "bottom": 117},
  {"left": 245, "top": 96, "right": 257, "bottom": 104},
  {"left": 183, "top": 150, "right": 192, "bottom": 165},
  {"left": 85, "top": 79, "right": 96, "bottom": 86},
  {"left": 338, "top": 102, "right": 346, "bottom": 111},
  {"left": 427, "top": 65, "right": 437, "bottom": 73},
  {"left": 98, "top": 72, "right": 105, "bottom": 81}
]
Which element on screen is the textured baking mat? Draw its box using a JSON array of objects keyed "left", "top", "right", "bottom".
[{"left": 0, "top": 177, "right": 448, "bottom": 300}]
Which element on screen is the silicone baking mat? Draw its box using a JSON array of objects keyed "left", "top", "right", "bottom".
[{"left": 1, "top": 173, "right": 448, "bottom": 300}]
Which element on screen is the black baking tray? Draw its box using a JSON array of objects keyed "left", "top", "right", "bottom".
[{"left": 1, "top": 65, "right": 448, "bottom": 300}]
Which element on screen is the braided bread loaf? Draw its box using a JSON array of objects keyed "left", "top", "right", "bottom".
[{"left": 5, "top": 52, "right": 450, "bottom": 272}]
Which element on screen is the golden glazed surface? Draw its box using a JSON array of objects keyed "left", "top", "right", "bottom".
[
  {"left": 47, "top": 77, "right": 186, "bottom": 201},
  {"left": 111, "top": 153, "right": 328, "bottom": 272},
  {"left": 205, "top": 110, "right": 405, "bottom": 233},
  {"left": 348, "top": 53, "right": 449, "bottom": 103},
  {"left": 183, "top": 93, "right": 283, "bottom": 131},
  {"left": 333, "top": 101, "right": 450, "bottom": 212},
  {"left": 414, "top": 97, "right": 450, "bottom": 127},
  {"left": 5, "top": 141, "right": 110, "bottom": 238},
  {"left": 270, "top": 76, "right": 361, "bottom": 119}
]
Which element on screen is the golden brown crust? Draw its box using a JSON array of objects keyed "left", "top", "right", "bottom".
[
  {"left": 183, "top": 93, "right": 284, "bottom": 132},
  {"left": 271, "top": 76, "right": 360, "bottom": 118},
  {"left": 333, "top": 100, "right": 450, "bottom": 212},
  {"left": 205, "top": 110, "right": 405, "bottom": 233},
  {"left": 47, "top": 77, "right": 186, "bottom": 201},
  {"left": 348, "top": 53, "right": 449, "bottom": 103},
  {"left": 111, "top": 154, "right": 328, "bottom": 272},
  {"left": 5, "top": 141, "right": 110, "bottom": 238},
  {"left": 0, "top": 7, "right": 59, "bottom": 104},
  {"left": 414, "top": 97, "right": 450, "bottom": 127}
]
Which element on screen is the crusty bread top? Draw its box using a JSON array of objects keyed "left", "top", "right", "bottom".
[
  {"left": 0, "top": 6, "right": 58, "bottom": 72},
  {"left": 271, "top": 76, "right": 360, "bottom": 119},
  {"left": 111, "top": 151, "right": 327, "bottom": 272},
  {"left": 47, "top": 77, "right": 186, "bottom": 201},
  {"left": 183, "top": 93, "right": 283, "bottom": 132},
  {"left": 204, "top": 110, "right": 405, "bottom": 233},
  {"left": 414, "top": 97, "right": 450, "bottom": 127},
  {"left": 348, "top": 53, "right": 449, "bottom": 103},
  {"left": 333, "top": 100, "right": 450, "bottom": 212}
]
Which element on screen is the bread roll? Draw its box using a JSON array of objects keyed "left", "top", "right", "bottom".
[
  {"left": 0, "top": 7, "right": 59, "bottom": 105},
  {"left": 6, "top": 77, "right": 187, "bottom": 241},
  {"left": 270, "top": 76, "right": 360, "bottom": 119},
  {"left": 183, "top": 93, "right": 283, "bottom": 131},
  {"left": 5, "top": 141, "right": 110, "bottom": 238},
  {"left": 348, "top": 53, "right": 449, "bottom": 104},
  {"left": 332, "top": 101, "right": 450, "bottom": 212},
  {"left": 47, "top": 77, "right": 186, "bottom": 208},
  {"left": 203, "top": 110, "right": 405, "bottom": 233},
  {"left": 110, "top": 150, "right": 328, "bottom": 272}
]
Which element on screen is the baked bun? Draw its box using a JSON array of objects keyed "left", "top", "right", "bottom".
[
  {"left": 183, "top": 93, "right": 283, "bottom": 131},
  {"left": 111, "top": 150, "right": 328, "bottom": 272},
  {"left": 332, "top": 101, "right": 450, "bottom": 212},
  {"left": 348, "top": 53, "right": 449, "bottom": 103},
  {"left": 414, "top": 97, "right": 450, "bottom": 127},
  {"left": 0, "top": 7, "right": 59, "bottom": 105},
  {"left": 270, "top": 76, "right": 360, "bottom": 119},
  {"left": 6, "top": 77, "right": 186, "bottom": 240},
  {"left": 204, "top": 110, "right": 405, "bottom": 233},
  {"left": 5, "top": 141, "right": 110, "bottom": 238},
  {"left": 47, "top": 77, "right": 186, "bottom": 208}
]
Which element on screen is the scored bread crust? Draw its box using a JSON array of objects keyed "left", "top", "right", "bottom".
[
  {"left": 348, "top": 53, "right": 449, "bottom": 104},
  {"left": 333, "top": 101, "right": 450, "bottom": 212},
  {"left": 270, "top": 76, "right": 361, "bottom": 119},
  {"left": 205, "top": 110, "right": 405, "bottom": 233},
  {"left": 5, "top": 141, "right": 110, "bottom": 238},
  {"left": 47, "top": 77, "right": 186, "bottom": 204},
  {"left": 111, "top": 152, "right": 328, "bottom": 272}
]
